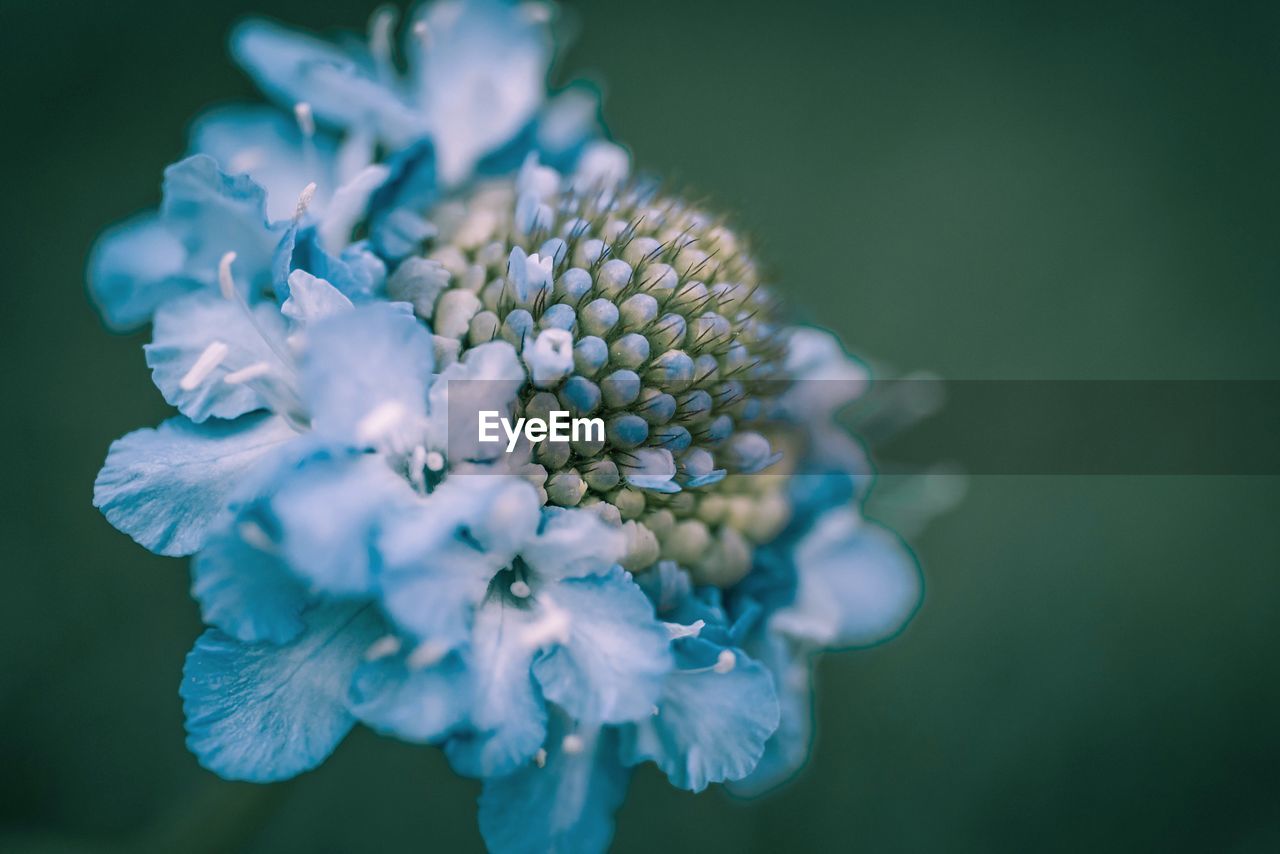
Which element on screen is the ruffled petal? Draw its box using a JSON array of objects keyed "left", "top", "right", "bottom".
[
  {"left": 408, "top": 0, "right": 552, "bottom": 183},
  {"left": 620, "top": 637, "right": 779, "bottom": 792},
  {"left": 478, "top": 722, "right": 630, "bottom": 854},
  {"left": 725, "top": 632, "right": 813, "bottom": 797},
  {"left": 190, "top": 104, "right": 335, "bottom": 222},
  {"left": 231, "top": 19, "right": 427, "bottom": 148},
  {"left": 145, "top": 291, "right": 288, "bottom": 422},
  {"left": 300, "top": 302, "right": 434, "bottom": 448},
  {"left": 349, "top": 648, "right": 470, "bottom": 743},
  {"left": 87, "top": 214, "right": 194, "bottom": 331},
  {"left": 93, "top": 414, "right": 295, "bottom": 556},
  {"left": 191, "top": 519, "right": 309, "bottom": 644},
  {"left": 519, "top": 507, "right": 627, "bottom": 580},
  {"left": 770, "top": 509, "right": 923, "bottom": 648},
  {"left": 280, "top": 269, "right": 354, "bottom": 324},
  {"left": 444, "top": 599, "right": 546, "bottom": 778},
  {"left": 270, "top": 453, "right": 421, "bottom": 595},
  {"left": 532, "top": 569, "right": 672, "bottom": 724},
  {"left": 181, "top": 601, "right": 382, "bottom": 782}
]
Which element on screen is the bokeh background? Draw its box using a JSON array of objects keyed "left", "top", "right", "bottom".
[{"left": 3, "top": 0, "right": 1278, "bottom": 851}]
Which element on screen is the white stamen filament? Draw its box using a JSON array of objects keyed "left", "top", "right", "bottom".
[
  {"left": 412, "top": 20, "right": 432, "bottom": 45},
  {"left": 295, "top": 182, "right": 318, "bottom": 220},
  {"left": 223, "top": 362, "right": 272, "bottom": 385},
  {"left": 509, "top": 580, "right": 531, "bottom": 599},
  {"left": 407, "top": 640, "right": 447, "bottom": 669},
  {"left": 560, "top": 734, "right": 584, "bottom": 755},
  {"left": 293, "top": 102, "right": 315, "bottom": 138},
  {"left": 218, "top": 252, "right": 239, "bottom": 300},
  {"left": 237, "top": 520, "right": 276, "bottom": 552},
  {"left": 425, "top": 451, "right": 445, "bottom": 471},
  {"left": 369, "top": 7, "right": 397, "bottom": 81},
  {"left": 713, "top": 649, "right": 737, "bottom": 674},
  {"left": 179, "top": 341, "right": 229, "bottom": 390},
  {"left": 534, "top": 748, "right": 547, "bottom": 768},
  {"left": 663, "top": 619, "right": 704, "bottom": 640},
  {"left": 364, "top": 635, "right": 403, "bottom": 662}
]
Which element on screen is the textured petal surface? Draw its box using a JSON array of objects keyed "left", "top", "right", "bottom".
[
  {"left": 349, "top": 650, "right": 470, "bottom": 744},
  {"left": 93, "top": 414, "right": 295, "bottom": 556},
  {"left": 87, "top": 214, "right": 193, "bottom": 331},
  {"left": 145, "top": 291, "right": 288, "bottom": 422},
  {"left": 478, "top": 724, "right": 630, "bottom": 854},
  {"left": 519, "top": 508, "right": 627, "bottom": 580},
  {"left": 191, "top": 520, "right": 309, "bottom": 644},
  {"left": 181, "top": 602, "right": 382, "bottom": 782},
  {"left": 532, "top": 569, "right": 672, "bottom": 724},
  {"left": 620, "top": 637, "right": 779, "bottom": 792}
]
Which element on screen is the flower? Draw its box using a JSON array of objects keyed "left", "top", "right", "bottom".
[{"left": 89, "top": 2, "right": 930, "bottom": 851}]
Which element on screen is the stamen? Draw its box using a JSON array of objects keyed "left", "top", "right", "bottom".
[
  {"left": 425, "top": 450, "right": 445, "bottom": 471},
  {"left": 412, "top": 20, "right": 432, "bottom": 46},
  {"left": 521, "top": 2, "right": 552, "bottom": 24},
  {"left": 407, "top": 640, "right": 447, "bottom": 669},
  {"left": 561, "top": 734, "right": 584, "bottom": 755},
  {"left": 651, "top": 705, "right": 660, "bottom": 716},
  {"left": 663, "top": 619, "right": 704, "bottom": 640},
  {"left": 293, "top": 102, "right": 315, "bottom": 139},
  {"left": 534, "top": 748, "right": 547, "bottom": 768},
  {"left": 713, "top": 649, "right": 736, "bottom": 674},
  {"left": 179, "top": 341, "right": 229, "bottom": 390},
  {"left": 294, "top": 182, "right": 318, "bottom": 220},
  {"left": 237, "top": 520, "right": 275, "bottom": 552},
  {"left": 510, "top": 580, "right": 531, "bottom": 599},
  {"left": 368, "top": 7, "right": 397, "bottom": 82},
  {"left": 364, "top": 635, "right": 403, "bottom": 662},
  {"left": 223, "top": 362, "right": 272, "bottom": 385},
  {"left": 218, "top": 252, "right": 238, "bottom": 300}
]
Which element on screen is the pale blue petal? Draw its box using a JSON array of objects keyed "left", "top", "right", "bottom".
[
  {"left": 300, "top": 303, "right": 434, "bottom": 446},
  {"left": 408, "top": 0, "right": 552, "bottom": 183},
  {"left": 145, "top": 291, "right": 288, "bottom": 422},
  {"left": 620, "top": 637, "right": 779, "bottom": 792},
  {"left": 377, "top": 478, "right": 539, "bottom": 646},
  {"left": 349, "top": 649, "right": 470, "bottom": 743},
  {"left": 725, "top": 633, "right": 813, "bottom": 798},
  {"left": 769, "top": 510, "right": 923, "bottom": 649},
  {"left": 190, "top": 104, "right": 336, "bottom": 222},
  {"left": 444, "top": 599, "right": 546, "bottom": 778},
  {"left": 519, "top": 508, "right": 626, "bottom": 580},
  {"left": 280, "top": 269, "right": 353, "bottom": 324},
  {"left": 478, "top": 723, "right": 630, "bottom": 854},
  {"left": 270, "top": 454, "right": 420, "bottom": 595},
  {"left": 181, "top": 601, "right": 382, "bottom": 782},
  {"left": 191, "top": 520, "right": 308, "bottom": 644},
  {"left": 93, "top": 414, "right": 295, "bottom": 556},
  {"left": 87, "top": 214, "right": 194, "bottom": 331},
  {"left": 231, "top": 19, "right": 427, "bottom": 148},
  {"left": 532, "top": 569, "right": 672, "bottom": 724},
  {"left": 161, "top": 154, "right": 279, "bottom": 297}
]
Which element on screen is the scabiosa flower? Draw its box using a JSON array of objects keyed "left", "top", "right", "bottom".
[{"left": 89, "top": 2, "right": 926, "bottom": 850}]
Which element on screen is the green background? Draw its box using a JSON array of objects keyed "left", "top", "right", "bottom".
[{"left": 2, "top": 0, "right": 1278, "bottom": 850}]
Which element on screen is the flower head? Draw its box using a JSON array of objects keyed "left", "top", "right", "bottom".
[{"left": 90, "top": 2, "right": 929, "bottom": 851}]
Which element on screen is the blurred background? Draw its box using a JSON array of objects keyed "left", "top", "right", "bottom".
[{"left": 2, "top": 0, "right": 1278, "bottom": 850}]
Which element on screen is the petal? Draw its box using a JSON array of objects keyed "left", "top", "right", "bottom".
[
  {"left": 300, "top": 302, "right": 434, "bottom": 447},
  {"left": 181, "top": 601, "right": 382, "bottom": 782},
  {"left": 532, "top": 569, "right": 672, "bottom": 724},
  {"left": 725, "top": 632, "right": 814, "bottom": 798},
  {"left": 519, "top": 507, "right": 627, "bottom": 580},
  {"left": 408, "top": 0, "right": 552, "bottom": 183},
  {"left": 93, "top": 414, "right": 295, "bottom": 556},
  {"left": 769, "top": 510, "right": 923, "bottom": 649},
  {"left": 349, "top": 648, "right": 470, "bottom": 743},
  {"left": 444, "top": 599, "right": 547, "bottom": 778},
  {"left": 231, "top": 19, "right": 427, "bottom": 148},
  {"left": 620, "top": 637, "right": 780, "bottom": 792},
  {"left": 270, "top": 453, "right": 420, "bottom": 595},
  {"left": 144, "top": 291, "right": 288, "bottom": 422},
  {"left": 190, "top": 104, "right": 335, "bottom": 222},
  {"left": 280, "top": 269, "right": 354, "bottom": 325},
  {"left": 377, "top": 478, "right": 540, "bottom": 647},
  {"left": 191, "top": 520, "right": 309, "bottom": 644},
  {"left": 478, "top": 723, "right": 630, "bottom": 854},
  {"left": 161, "top": 154, "right": 279, "bottom": 297},
  {"left": 87, "top": 213, "right": 194, "bottom": 331}
]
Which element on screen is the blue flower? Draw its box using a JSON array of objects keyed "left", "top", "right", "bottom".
[{"left": 90, "top": 2, "right": 938, "bottom": 851}]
